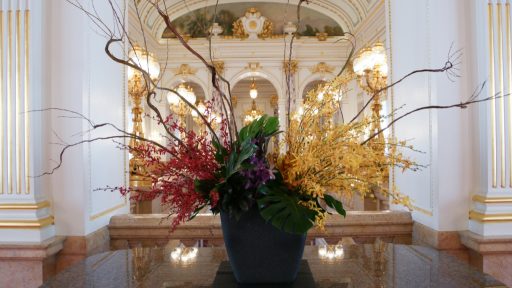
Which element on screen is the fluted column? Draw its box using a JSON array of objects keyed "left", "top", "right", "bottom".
[
  {"left": 0, "top": 0, "right": 54, "bottom": 242},
  {"left": 469, "top": 0, "right": 512, "bottom": 236}
]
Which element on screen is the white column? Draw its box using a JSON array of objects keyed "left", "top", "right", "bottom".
[
  {"left": 0, "top": 0, "right": 129, "bottom": 243},
  {"left": 468, "top": 0, "right": 512, "bottom": 236},
  {"left": 0, "top": 0, "right": 54, "bottom": 242}
]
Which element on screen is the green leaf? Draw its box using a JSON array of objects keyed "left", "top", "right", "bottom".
[
  {"left": 212, "top": 138, "right": 227, "bottom": 164},
  {"left": 262, "top": 116, "right": 279, "bottom": 136},
  {"left": 257, "top": 186, "right": 316, "bottom": 234},
  {"left": 324, "top": 194, "right": 346, "bottom": 217},
  {"left": 189, "top": 203, "right": 207, "bottom": 220},
  {"left": 223, "top": 139, "right": 256, "bottom": 180},
  {"left": 194, "top": 179, "right": 217, "bottom": 196}
]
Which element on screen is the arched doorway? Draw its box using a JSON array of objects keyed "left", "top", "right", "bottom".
[{"left": 231, "top": 77, "right": 279, "bottom": 130}]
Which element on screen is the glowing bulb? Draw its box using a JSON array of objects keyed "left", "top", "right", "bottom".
[
  {"left": 167, "top": 91, "right": 179, "bottom": 106},
  {"left": 250, "top": 88, "right": 258, "bottom": 99},
  {"left": 128, "top": 47, "right": 160, "bottom": 81},
  {"left": 318, "top": 246, "right": 327, "bottom": 257},
  {"left": 249, "top": 79, "right": 258, "bottom": 99},
  {"left": 317, "top": 91, "right": 324, "bottom": 102},
  {"left": 197, "top": 102, "right": 206, "bottom": 115}
]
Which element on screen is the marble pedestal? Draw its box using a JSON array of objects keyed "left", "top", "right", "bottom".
[
  {"left": 460, "top": 231, "right": 512, "bottom": 287},
  {"left": 0, "top": 236, "right": 65, "bottom": 288}
]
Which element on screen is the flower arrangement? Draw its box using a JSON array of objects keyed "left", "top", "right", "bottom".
[
  {"left": 121, "top": 74, "right": 418, "bottom": 234},
  {"left": 58, "top": 1, "right": 492, "bottom": 236}
]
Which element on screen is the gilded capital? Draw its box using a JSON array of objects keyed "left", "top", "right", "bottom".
[
  {"left": 173, "top": 64, "right": 197, "bottom": 76},
  {"left": 212, "top": 61, "right": 225, "bottom": 75},
  {"left": 310, "top": 62, "right": 335, "bottom": 74},
  {"left": 283, "top": 60, "right": 299, "bottom": 75}
]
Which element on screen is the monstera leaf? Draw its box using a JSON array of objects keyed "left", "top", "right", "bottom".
[
  {"left": 324, "top": 194, "right": 346, "bottom": 217},
  {"left": 258, "top": 184, "right": 316, "bottom": 234}
]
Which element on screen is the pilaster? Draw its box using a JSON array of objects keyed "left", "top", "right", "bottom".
[
  {"left": 0, "top": 0, "right": 55, "bottom": 243},
  {"left": 468, "top": 0, "right": 512, "bottom": 237}
]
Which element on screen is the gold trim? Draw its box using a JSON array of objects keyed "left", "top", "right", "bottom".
[
  {"left": 497, "top": 3, "right": 506, "bottom": 188},
  {"left": 469, "top": 210, "right": 512, "bottom": 222},
  {"left": 0, "top": 216, "right": 54, "bottom": 228},
  {"left": 387, "top": 0, "right": 396, "bottom": 194},
  {"left": 15, "top": 9, "right": 21, "bottom": 194},
  {"left": 0, "top": 201, "right": 50, "bottom": 210},
  {"left": 0, "top": 10, "right": 4, "bottom": 195},
  {"left": 24, "top": 9, "right": 30, "bottom": 194},
  {"left": 489, "top": 3, "right": 497, "bottom": 188},
  {"left": 89, "top": 202, "right": 126, "bottom": 221},
  {"left": 413, "top": 205, "right": 433, "bottom": 216},
  {"left": 472, "top": 194, "right": 512, "bottom": 204},
  {"left": 507, "top": 2, "right": 512, "bottom": 187},
  {"left": 7, "top": 10, "right": 12, "bottom": 194}
]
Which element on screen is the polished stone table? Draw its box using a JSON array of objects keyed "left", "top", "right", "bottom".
[{"left": 41, "top": 243, "right": 506, "bottom": 288}]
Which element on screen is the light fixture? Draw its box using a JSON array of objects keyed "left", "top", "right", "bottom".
[
  {"left": 249, "top": 78, "right": 258, "bottom": 99},
  {"left": 353, "top": 42, "right": 388, "bottom": 93},
  {"left": 191, "top": 100, "right": 209, "bottom": 133},
  {"left": 191, "top": 101, "right": 206, "bottom": 118},
  {"left": 244, "top": 100, "right": 263, "bottom": 125},
  {"left": 167, "top": 84, "right": 198, "bottom": 136},
  {"left": 167, "top": 84, "right": 197, "bottom": 113},
  {"left": 352, "top": 41, "right": 389, "bottom": 189},
  {"left": 126, "top": 46, "right": 161, "bottom": 214},
  {"left": 128, "top": 46, "right": 160, "bottom": 82}
]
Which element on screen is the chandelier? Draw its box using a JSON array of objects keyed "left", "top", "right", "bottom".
[
  {"left": 167, "top": 84, "right": 197, "bottom": 117},
  {"left": 353, "top": 42, "right": 388, "bottom": 93},
  {"left": 243, "top": 78, "right": 263, "bottom": 125},
  {"left": 244, "top": 100, "right": 264, "bottom": 125},
  {"left": 249, "top": 78, "right": 258, "bottom": 99}
]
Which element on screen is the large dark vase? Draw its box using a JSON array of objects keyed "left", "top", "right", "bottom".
[{"left": 220, "top": 205, "right": 307, "bottom": 284}]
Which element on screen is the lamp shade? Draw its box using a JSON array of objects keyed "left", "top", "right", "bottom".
[
  {"left": 184, "top": 87, "right": 197, "bottom": 105},
  {"left": 353, "top": 43, "right": 388, "bottom": 77},
  {"left": 196, "top": 101, "right": 207, "bottom": 115},
  {"left": 249, "top": 79, "right": 258, "bottom": 99},
  {"left": 167, "top": 91, "right": 180, "bottom": 106},
  {"left": 128, "top": 47, "right": 161, "bottom": 80}
]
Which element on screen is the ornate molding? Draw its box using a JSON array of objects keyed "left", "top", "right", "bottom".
[
  {"left": 246, "top": 62, "right": 261, "bottom": 71},
  {"left": 310, "top": 62, "right": 335, "bottom": 74},
  {"left": 0, "top": 201, "right": 50, "bottom": 210},
  {"left": 0, "top": 216, "right": 54, "bottom": 228},
  {"left": 173, "top": 64, "right": 197, "bottom": 76},
  {"left": 212, "top": 61, "right": 225, "bottom": 75},
  {"left": 283, "top": 60, "right": 299, "bottom": 75},
  {"left": 231, "top": 95, "right": 238, "bottom": 108},
  {"left": 316, "top": 32, "right": 328, "bottom": 41},
  {"left": 233, "top": 8, "right": 273, "bottom": 40},
  {"left": 270, "top": 95, "right": 279, "bottom": 108}
]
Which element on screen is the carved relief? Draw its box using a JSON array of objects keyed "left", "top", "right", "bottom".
[
  {"left": 173, "top": 64, "right": 197, "bottom": 76},
  {"left": 212, "top": 61, "right": 225, "bottom": 75},
  {"left": 233, "top": 8, "right": 273, "bottom": 40},
  {"left": 283, "top": 60, "right": 299, "bottom": 75},
  {"left": 246, "top": 62, "right": 261, "bottom": 71},
  {"left": 310, "top": 62, "right": 335, "bottom": 74}
]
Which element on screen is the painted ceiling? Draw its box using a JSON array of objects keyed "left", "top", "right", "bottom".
[{"left": 133, "top": 0, "right": 382, "bottom": 40}]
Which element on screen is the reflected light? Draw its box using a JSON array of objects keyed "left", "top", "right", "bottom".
[
  {"left": 170, "top": 243, "right": 199, "bottom": 264},
  {"left": 317, "top": 238, "right": 344, "bottom": 261}
]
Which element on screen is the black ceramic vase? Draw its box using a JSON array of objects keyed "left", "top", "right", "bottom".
[{"left": 220, "top": 205, "right": 307, "bottom": 284}]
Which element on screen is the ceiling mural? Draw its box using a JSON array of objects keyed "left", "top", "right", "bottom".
[{"left": 162, "top": 3, "right": 343, "bottom": 39}]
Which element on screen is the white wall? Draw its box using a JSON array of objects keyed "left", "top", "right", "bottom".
[
  {"left": 388, "top": 0, "right": 473, "bottom": 232},
  {"left": 43, "top": 0, "right": 129, "bottom": 237}
]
